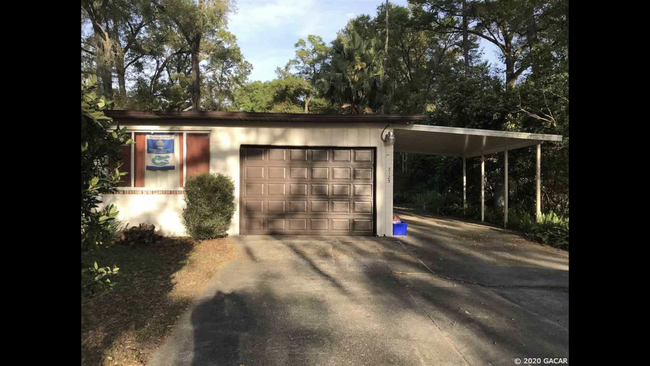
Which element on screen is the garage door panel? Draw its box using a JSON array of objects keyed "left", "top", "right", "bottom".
[
  {"left": 268, "top": 201, "right": 286, "bottom": 213},
  {"left": 311, "top": 150, "right": 329, "bottom": 161},
  {"left": 311, "top": 167, "right": 329, "bottom": 179},
  {"left": 290, "top": 167, "right": 308, "bottom": 179},
  {"left": 289, "top": 219, "right": 308, "bottom": 231},
  {"left": 246, "top": 148, "right": 265, "bottom": 161},
  {"left": 290, "top": 184, "right": 308, "bottom": 196},
  {"left": 241, "top": 147, "right": 374, "bottom": 235},
  {"left": 268, "top": 184, "right": 286, "bottom": 195},
  {"left": 268, "top": 167, "right": 286, "bottom": 179},
  {"left": 311, "top": 201, "right": 329, "bottom": 212},
  {"left": 268, "top": 149, "right": 286, "bottom": 161},
  {"left": 246, "top": 183, "right": 264, "bottom": 196},
  {"left": 333, "top": 150, "right": 351, "bottom": 161},
  {"left": 353, "top": 184, "right": 372, "bottom": 196},
  {"left": 290, "top": 150, "right": 307, "bottom": 161},
  {"left": 332, "top": 201, "right": 351, "bottom": 213},
  {"left": 311, "top": 219, "right": 328, "bottom": 230},
  {"left": 289, "top": 201, "right": 308, "bottom": 213},
  {"left": 311, "top": 184, "right": 329, "bottom": 196},
  {"left": 332, "top": 184, "right": 351, "bottom": 196},
  {"left": 332, "top": 167, "right": 351, "bottom": 180}
]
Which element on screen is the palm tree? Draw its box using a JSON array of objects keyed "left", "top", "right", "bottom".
[{"left": 319, "top": 30, "right": 384, "bottom": 114}]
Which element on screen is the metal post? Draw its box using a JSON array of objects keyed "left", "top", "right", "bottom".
[
  {"left": 462, "top": 157, "right": 467, "bottom": 215},
  {"left": 481, "top": 154, "right": 485, "bottom": 222},
  {"left": 504, "top": 150, "right": 508, "bottom": 227},
  {"left": 536, "top": 143, "right": 541, "bottom": 222}
]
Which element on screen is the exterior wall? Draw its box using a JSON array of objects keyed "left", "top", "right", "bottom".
[
  {"left": 103, "top": 123, "right": 394, "bottom": 237},
  {"left": 103, "top": 190, "right": 185, "bottom": 236}
]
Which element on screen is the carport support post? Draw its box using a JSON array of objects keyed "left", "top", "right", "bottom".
[
  {"left": 481, "top": 155, "right": 485, "bottom": 221},
  {"left": 462, "top": 157, "right": 466, "bottom": 215},
  {"left": 536, "top": 143, "right": 541, "bottom": 222},
  {"left": 504, "top": 150, "right": 508, "bottom": 227}
]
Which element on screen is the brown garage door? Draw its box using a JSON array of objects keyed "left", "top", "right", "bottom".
[{"left": 240, "top": 146, "right": 375, "bottom": 235}]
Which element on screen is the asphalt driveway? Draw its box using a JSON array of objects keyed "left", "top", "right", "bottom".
[{"left": 150, "top": 209, "right": 569, "bottom": 366}]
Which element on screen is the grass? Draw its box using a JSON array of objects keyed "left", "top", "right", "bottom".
[{"left": 81, "top": 237, "right": 236, "bottom": 366}]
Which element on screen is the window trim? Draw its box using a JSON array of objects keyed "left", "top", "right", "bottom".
[{"left": 111, "top": 130, "right": 211, "bottom": 190}]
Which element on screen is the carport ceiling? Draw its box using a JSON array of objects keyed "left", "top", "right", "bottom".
[{"left": 393, "top": 124, "right": 562, "bottom": 157}]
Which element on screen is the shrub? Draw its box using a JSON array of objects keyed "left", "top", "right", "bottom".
[
  {"left": 507, "top": 209, "right": 569, "bottom": 250},
  {"left": 81, "top": 261, "right": 120, "bottom": 298},
  {"left": 182, "top": 173, "right": 235, "bottom": 240},
  {"left": 81, "top": 75, "right": 132, "bottom": 251}
]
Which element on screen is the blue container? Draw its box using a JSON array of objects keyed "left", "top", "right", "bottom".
[{"left": 393, "top": 222, "right": 408, "bottom": 236}]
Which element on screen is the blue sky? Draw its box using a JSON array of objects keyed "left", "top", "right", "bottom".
[{"left": 228, "top": 0, "right": 500, "bottom": 82}]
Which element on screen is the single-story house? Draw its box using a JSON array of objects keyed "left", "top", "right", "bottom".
[{"left": 104, "top": 111, "right": 562, "bottom": 237}]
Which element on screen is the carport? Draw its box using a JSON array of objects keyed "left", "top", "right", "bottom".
[{"left": 390, "top": 122, "right": 563, "bottom": 226}]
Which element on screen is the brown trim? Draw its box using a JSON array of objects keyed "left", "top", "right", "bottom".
[
  {"left": 186, "top": 133, "right": 210, "bottom": 179},
  {"left": 108, "top": 190, "right": 184, "bottom": 195},
  {"left": 179, "top": 133, "right": 184, "bottom": 187},
  {"left": 134, "top": 133, "right": 146, "bottom": 187},
  {"left": 106, "top": 110, "right": 425, "bottom": 125}
]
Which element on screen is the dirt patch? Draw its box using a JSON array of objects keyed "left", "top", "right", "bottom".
[{"left": 81, "top": 237, "right": 236, "bottom": 366}]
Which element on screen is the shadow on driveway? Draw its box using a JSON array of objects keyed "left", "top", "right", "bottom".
[{"left": 150, "top": 214, "right": 569, "bottom": 366}]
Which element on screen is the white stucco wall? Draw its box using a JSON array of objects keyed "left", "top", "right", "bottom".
[{"left": 103, "top": 122, "right": 394, "bottom": 237}]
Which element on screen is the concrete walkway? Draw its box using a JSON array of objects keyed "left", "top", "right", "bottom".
[{"left": 150, "top": 210, "right": 569, "bottom": 366}]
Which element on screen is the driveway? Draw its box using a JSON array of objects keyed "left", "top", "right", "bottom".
[{"left": 150, "top": 209, "right": 569, "bottom": 366}]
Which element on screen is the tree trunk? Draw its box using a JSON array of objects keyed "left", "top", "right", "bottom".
[
  {"left": 191, "top": 36, "right": 202, "bottom": 110},
  {"left": 526, "top": 6, "right": 540, "bottom": 76},
  {"left": 381, "top": 0, "right": 389, "bottom": 114},
  {"left": 116, "top": 53, "right": 126, "bottom": 102},
  {"left": 505, "top": 56, "right": 516, "bottom": 89},
  {"left": 503, "top": 33, "right": 516, "bottom": 89},
  {"left": 304, "top": 95, "right": 310, "bottom": 113},
  {"left": 462, "top": 0, "right": 470, "bottom": 75}
]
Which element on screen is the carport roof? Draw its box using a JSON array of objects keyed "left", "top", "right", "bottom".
[{"left": 393, "top": 124, "right": 562, "bottom": 158}]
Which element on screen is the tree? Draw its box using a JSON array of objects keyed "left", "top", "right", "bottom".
[
  {"left": 231, "top": 77, "right": 319, "bottom": 114},
  {"left": 411, "top": 0, "right": 557, "bottom": 88},
  {"left": 285, "top": 35, "right": 330, "bottom": 113},
  {"left": 155, "top": 0, "right": 231, "bottom": 110},
  {"left": 202, "top": 30, "right": 252, "bottom": 110},
  {"left": 81, "top": 75, "right": 131, "bottom": 251},
  {"left": 320, "top": 30, "right": 384, "bottom": 114}
]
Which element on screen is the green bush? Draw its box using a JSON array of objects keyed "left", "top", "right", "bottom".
[
  {"left": 182, "top": 173, "right": 235, "bottom": 240},
  {"left": 507, "top": 210, "right": 569, "bottom": 250},
  {"left": 81, "top": 261, "right": 120, "bottom": 298},
  {"left": 81, "top": 75, "right": 132, "bottom": 251}
]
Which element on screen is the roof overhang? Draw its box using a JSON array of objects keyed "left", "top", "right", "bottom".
[
  {"left": 104, "top": 111, "right": 562, "bottom": 156},
  {"left": 393, "top": 124, "right": 562, "bottom": 157},
  {"left": 105, "top": 110, "right": 427, "bottom": 125}
]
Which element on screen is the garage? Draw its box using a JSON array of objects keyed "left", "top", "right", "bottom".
[
  {"left": 104, "top": 111, "right": 561, "bottom": 237},
  {"left": 240, "top": 146, "right": 375, "bottom": 235}
]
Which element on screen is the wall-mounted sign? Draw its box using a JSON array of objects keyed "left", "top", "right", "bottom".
[{"left": 146, "top": 134, "right": 175, "bottom": 170}]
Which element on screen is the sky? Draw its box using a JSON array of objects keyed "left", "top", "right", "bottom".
[
  {"left": 81, "top": 0, "right": 502, "bottom": 85},
  {"left": 228, "top": 0, "right": 501, "bottom": 82}
]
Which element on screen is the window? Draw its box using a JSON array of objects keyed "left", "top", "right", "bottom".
[{"left": 117, "top": 132, "right": 210, "bottom": 188}]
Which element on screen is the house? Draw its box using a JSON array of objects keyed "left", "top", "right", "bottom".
[{"left": 104, "top": 111, "right": 562, "bottom": 237}]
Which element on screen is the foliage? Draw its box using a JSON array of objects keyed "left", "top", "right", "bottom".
[
  {"left": 82, "top": 261, "right": 120, "bottom": 297},
  {"left": 508, "top": 210, "right": 569, "bottom": 250},
  {"left": 81, "top": 75, "right": 132, "bottom": 251},
  {"left": 82, "top": 0, "right": 249, "bottom": 111},
  {"left": 319, "top": 29, "right": 384, "bottom": 114},
  {"left": 182, "top": 173, "right": 235, "bottom": 240}
]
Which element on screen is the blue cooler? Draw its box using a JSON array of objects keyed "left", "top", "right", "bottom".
[{"left": 393, "top": 221, "right": 408, "bottom": 236}]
